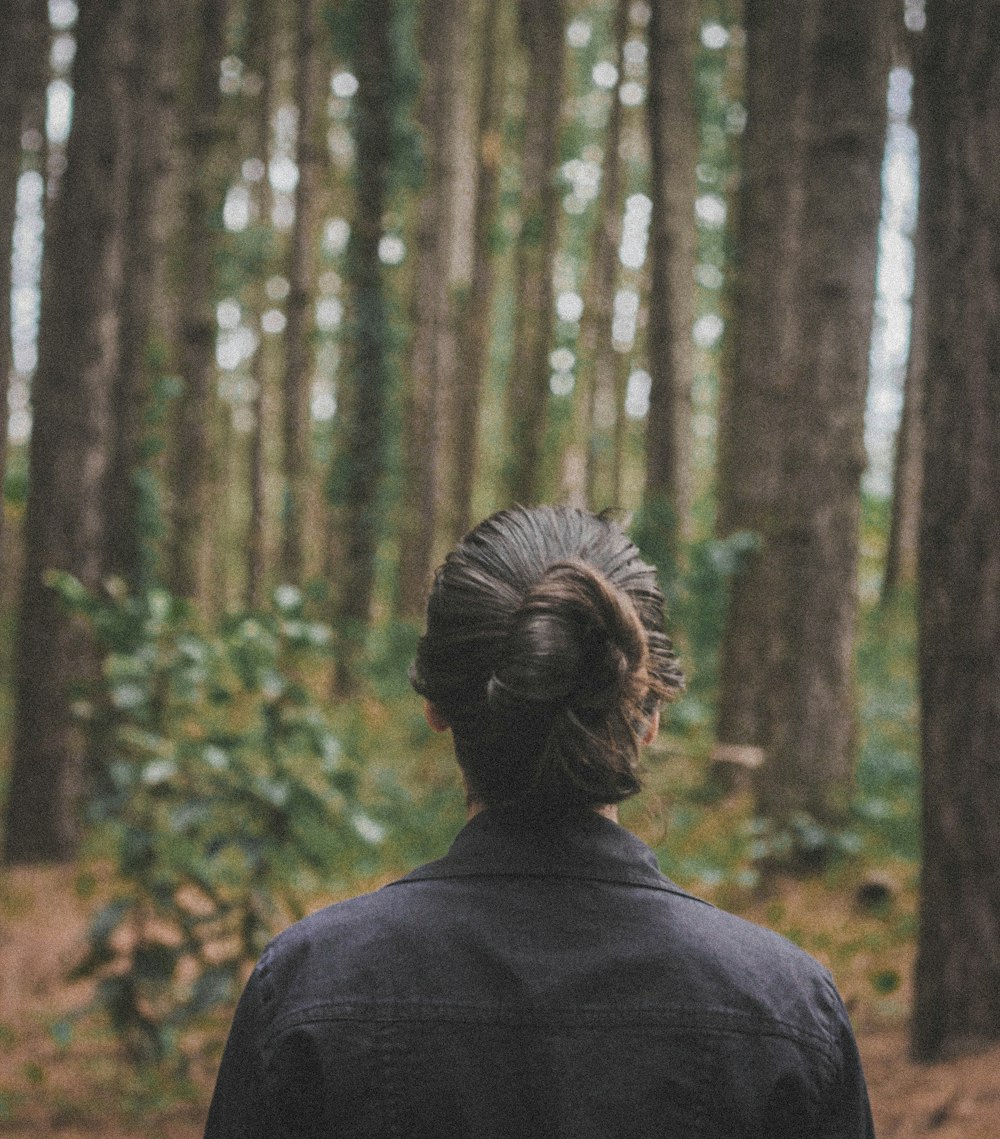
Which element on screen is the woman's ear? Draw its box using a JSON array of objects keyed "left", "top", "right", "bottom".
[
  {"left": 640, "top": 706, "right": 660, "bottom": 746},
  {"left": 424, "top": 701, "right": 450, "bottom": 733}
]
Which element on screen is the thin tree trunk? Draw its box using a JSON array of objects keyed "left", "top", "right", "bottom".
[
  {"left": 105, "top": 0, "right": 177, "bottom": 590},
  {"left": 715, "top": 0, "right": 890, "bottom": 826},
  {"left": 911, "top": 0, "right": 1000, "bottom": 1062},
  {"left": 333, "top": 0, "right": 395, "bottom": 687},
  {"left": 502, "top": 0, "right": 565, "bottom": 506},
  {"left": 4, "top": 0, "right": 133, "bottom": 863},
  {"left": 450, "top": 0, "right": 506, "bottom": 540},
  {"left": 564, "top": 0, "right": 628, "bottom": 513},
  {"left": 0, "top": 0, "right": 48, "bottom": 560},
  {"left": 431, "top": 0, "right": 473, "bottom": 548},
  {"left": 167, "top": 0, "right": 230, "bottom": 605},
  {"left": 882, "top": 71, "right": 926, "bottom": 604},
  {"left": 280, "top": 0, "right": 324, "bottom": 586},
  {"left": 247, "top": 336, "right": 271, "bottom": 608},
  {"left": 609, "top": 350, "right": 628, "bottom": 507},
  {"left": 244, "top": 0, "right": 278, "bottom": 609},
  {"left": 397, "top": 0, "right": 463, "bottom": 618},
  {"left": 881, "top": 213, "right": 925, "bottom": 602},
  {"left": 643, "top": 0, "right": 697, "bottom": 539},
  {"left": 213, "top": 406, "right": 236, "bottom": 614}
]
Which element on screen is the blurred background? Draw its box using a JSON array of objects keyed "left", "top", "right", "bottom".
[{"left": 0, "top": 0, "right": 997, "bottom": 1135}]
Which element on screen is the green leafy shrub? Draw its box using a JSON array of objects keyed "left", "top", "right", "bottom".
[
  {"left": 51, "top": 576, "right": 387, "bottom": 1067},
  {"left": 744, "top": 810, "right": 863, "bottom": 875},
  {"left": 853, "top": 587, "right": 920, "bottom": 861},
  {"left": 632, "top": 498, "right": 758, "bottom": 734}
]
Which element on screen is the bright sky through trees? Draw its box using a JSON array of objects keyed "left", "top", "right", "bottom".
[
  {"left": 866, "top": 67, "right": 919, "bottom": 496},
  {"left": 4, "top": 10, "right": 918, "bottom": 499}
]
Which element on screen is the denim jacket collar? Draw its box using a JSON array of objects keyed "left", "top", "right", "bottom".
[{"left": 391, "top": 806, "right": 708, "bottom": 904}]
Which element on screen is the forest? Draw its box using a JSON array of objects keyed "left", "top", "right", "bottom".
[{"left": 0, "top": 0, "right": 998, "bottom": 1134}]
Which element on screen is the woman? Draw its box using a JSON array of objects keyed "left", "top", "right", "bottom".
[{"left": 205, "top": 505, "right": 874, "bottom": 1138}]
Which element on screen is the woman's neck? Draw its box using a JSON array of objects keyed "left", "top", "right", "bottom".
[{"left": 466, "top": 800, "right": 619, "bottom": 824}]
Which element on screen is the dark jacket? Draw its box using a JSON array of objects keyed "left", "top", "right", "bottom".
[{"left": 205, "top": 809, "right": 875, "bottom": 1138}]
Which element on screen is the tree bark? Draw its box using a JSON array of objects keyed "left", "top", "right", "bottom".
[
  {"left": 166, "top": 0, "right": 230, "bottom": 605},
  {"left": 609, "top": 350, "right": 628, "bottom": 508},
  {"left": 715, "top": 0, "right": 812, "bottom": 760},
  {"left": 0, "top": 0, "right": 48, "bottom": 558},
  {"left": 396, "top": 0, "right": 464, "bottom": 618},
  {"left": 449, "top": 0, "right": 506, "bottom": 540},
  {"left": 502, "top": 0, "right": 565, "bottom": 506},
  {"left": 881, "top": 209, "right": 925, "bottom": 602},
  {"left": 761, "top": 1, "right": 890, "bottom": 824},
  {"left": 564, "top": 0, "right": 628, "bottom": 513},
  {"left": 104, "top": 0, "right": 178, "bottom": 590},
  {"left": 333, "top": 0, "right": 395, "bottom": 685},
  {"left": 716, "top": 0, "right": 890, "bottom": 825},
  {"left": 643, "top": 0, "right": 698, "bottom": 538},
  {"left": 882, "top": 51, "right": 926, "bottom": 604},
  {"left": 280, "top": 0, "right": 324, "bottom": 586},
  {"left": 243, "top": 0, "right": 279, "bottom": 609},
  {"left": 911, "top": 0, "right": 1000, "bottom": 1062},
  {"left": 4, "top": 0, "right": 133, "bottom": 863}
]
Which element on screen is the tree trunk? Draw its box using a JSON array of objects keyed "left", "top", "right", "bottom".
[
  {"left": 105, "top": 0, "right": 178, "bottom": 590},
  {"left": 430, "top": 0, "right": 473, "bottom": 547},
  {"left": 167, "top": 0, "right": 230, "bottom": 605},
  {"left": 882, "top": 59, "right": 926, "bottom": 604},
  {"left": 502, "top": 0, "right": 565, "bottom": 506},
  {"left": 911, "top": 0, "right": 1000, "bottom": 1063},
  {"left": 212, "top": 406, "right": 237, "bottom": 614},
  {"left": 0, "top": 0, "right": 48, "bottom": 559},
  {"left": 643, "top": 0, "right": 698, "bottom": 539},
  {"left": 280, "top": 0, "right": 324, "bottom": 586},
  {"left": 396, "top": 0, "right": 464, "bottom": 618},
  {"left": 761, "top": 1, "right": 890, "bottom": 825},
  {"left": 609, "top": 350, "right": 629, "bottom": 508},
  {"left": 716, "top": 0, "right": 890, "bottom": 826},
  {"left": 564, "top": 0, "right": 628, "bottom": 513},
  {"left": 247, "top": 330, "right": 273, "bottom": 608},
  {"left": 243, "top": 0, "right": 279, "bottom": 610},
  {"left": 333, "top": 0, "right": 395, "bottom": 685},
  {"left": 715, "top": 0, "right": 812, "bottom": 762},
  {"left": 449, "top": 0, "right": 506, "bottom": 540},
  {"left": 881, "top": 211, "right": 925, "bottom": 602},
  {"left": 4, "top": 0, "right": 133, "bottom": 863}
]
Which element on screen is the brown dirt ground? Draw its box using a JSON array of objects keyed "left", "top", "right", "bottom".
[{"left": 1, "top": 865, "right": 999, "bottom": 1138}]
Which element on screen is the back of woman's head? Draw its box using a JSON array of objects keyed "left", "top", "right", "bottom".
[{"left": 410, "top": 506, "right": 684, "bottom": 814}]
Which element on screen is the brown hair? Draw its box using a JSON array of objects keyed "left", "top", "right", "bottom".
[{"left": 410, "top": 506, "right": 684, "bottom": 813}]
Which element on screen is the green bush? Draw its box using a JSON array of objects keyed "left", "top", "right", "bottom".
[
  {"left": 632, "top": 497, "right": 758, "bottom": 733},
  {"left": 51, "top": 576, "right": 386, "bottom": 1067}
]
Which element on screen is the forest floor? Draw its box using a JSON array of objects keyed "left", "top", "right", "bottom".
[{"left": 2, "top": 859, "right": 999, "bottom": 1138}]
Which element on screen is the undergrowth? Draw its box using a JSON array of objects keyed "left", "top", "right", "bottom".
[
  {"left": 49, "top": 577, "right": 396, "bottom": 1071},
  {"left": 0, "top": 511, "right": 921, "bottom": 1105}
]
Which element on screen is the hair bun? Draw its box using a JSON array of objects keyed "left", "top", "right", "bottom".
[
  {"left": 411, "top": 505, "right": 683, "bottom": 812},
  {"left": 485, "top": 560, "right": 650, "bottom": 719}
]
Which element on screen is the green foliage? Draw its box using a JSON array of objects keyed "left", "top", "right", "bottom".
[
  {"left": 632, "top": 501, "right": 757, "bottom": 729},
  {"left": 324, "top": 0, "right": 362, "bottom": 58},
  {"left": 326, "top": 0, "right": 422, "bottom": 195},
  {"left": 631, "top": 496, "right": 682, "bottom": 603},
  {"left": 673, "top": 529, "right": 759, "bottom": 711},
  {"left": 388, "top": 0, "right": 424, "bottom": 193},
  {"left": 132, "top": 348, "right": 179, "bottom": 590},
  {"left": 853, "top": 586, "right": 920, "bottom": 861},
  {"left": 363, "top": 617, "right": 422, "bottom": 700},
  {"left": 1, "top": 458, "right": 28, "bottom": 510},
  {"left": 49, "top": 575, "right": 386, "bottom": 1067},
  {"left": 744, "top": 811, "right": 863, "bottom": 874}
]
